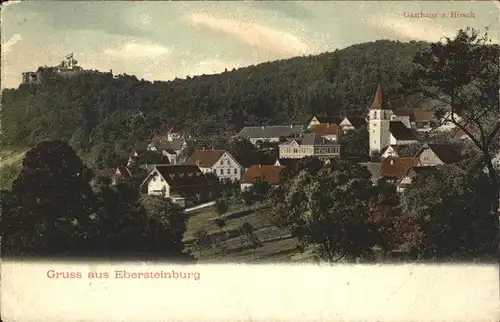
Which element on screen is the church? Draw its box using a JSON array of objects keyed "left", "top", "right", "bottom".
[{"left": 367, "top": 84, "right": 419, "bottom": 156}]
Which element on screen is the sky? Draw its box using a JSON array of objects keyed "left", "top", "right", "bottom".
[{"left": 1, "top": 1, "right": 499, "bottom": 89}]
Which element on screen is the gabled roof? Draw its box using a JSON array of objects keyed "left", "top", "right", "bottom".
[
  {"left": 282, "top": 133, "right": 339, "bottom": 146},
  {"left": 115, "top": 166, "right": 132, "bottom": 179},
  {"left": 392, "top": 108, "right": 414, "bottom": 117},
  {"left": 185, "top": 149, "right": 237, "bottom": 168},
  {"left": 381, "top": 144, "right": 420, "bottom": 157},
  {"left": 393, "top": 109, "right": 435, "bottom": 122},
  {"left": 342, "top": 116, "right": 367, "bottom": 128},
  {"left": 380, "top": 157, "right": 420, "bottom": 179},
  {"left": 412, "top": 110, "right": 434, "bottom": 122},
  {"left": 415, "top": 144, "right": 462, "bottom": 164},
  {"left": 308, "top": 123, "right": 340, "bottom": 137},
  {"left": 130, "top": 150, "right": 169, "bottom": 165},
  {"left": 275, "top": 158, "right": 301, "bottom": 168},
  {"left": 241, "top": 165, "right": 286, "bottom": 185},
  {"left": 141, "top": 165, "right": 210, "bottom": 189},
  {"left": 236, "top": 125, "right": 304, "bottom": 139},
  {"left": 370, "top": 84, "right": 384, "bottom": 110},
  {"left": 311, "top": 116, "right": 344, "bottom": 125},
  {"left": 389, "top": 121, "right": 416, "bottom": 141}
]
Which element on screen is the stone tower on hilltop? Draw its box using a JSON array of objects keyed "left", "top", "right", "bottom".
[{"left": 368, "top": 84, "right": 391, "bottom": 156}]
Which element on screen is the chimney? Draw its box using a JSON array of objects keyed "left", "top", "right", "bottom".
[
  {"left": 390, "top": 159, "right": 394, "bottom": 165},
  {"left": 259, "top": 164, "right": 262, "bottom": 168},
  {"left": 261, "top": 126, "right": 265, "bottom": 130},
  {"left": 290, "top": 124, "right": 293, "bottom": 129},
  {"left": 196, "top": 160, "right": 200, "bottom": 166}
]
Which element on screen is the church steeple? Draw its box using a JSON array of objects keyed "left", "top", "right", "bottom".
[{"left": 370, "top": 84, "right": 384, "bottom": 110}]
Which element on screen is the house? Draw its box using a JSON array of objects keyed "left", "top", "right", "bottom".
[
  {"left": 380, "top": 144, "right": 421, "bottom": 159},
  {"left": 240, "top": 165, "right": 287, "bottom": 191},
  {"left": 412, "top": 110, "right": 435, "bottom": 132},
  {"left": 436, "top": 111, "right": 464, "bottom": 132},
  {"left": 389, "top": 121, "right": 417, "bottom": 145},
  {"left": 390, "top": 109, "right": 434, "bottom": 131},
  {"left": 235, "top": 125, "right": 304, "bottom": 145},
  {"left": 414, "top": 143, "right": 462, "bottom": 166},
  {"left": 307, "top": 123, "right": 340, "bottom": 141},
  {"left": 307, "top": 116, "right": 343, "bottom": 129},
  {"left": 140, "top": 165, "right": 212, "bottom": 207},
  {"left": 397, "top": 166, "right": 437, "bottom": 192},
  {"left": 127, "top": 149, "right": 170, "bottom": 170},
  {"left": 307, "top": 116, "right": 366, "bottom": 132},
  {"left": 278, "top": 133, "right": 341, "bottom": 161},
  {"left": 112, "top": 165, "right": 133, "bottom": 183},
  {"left": 148, "top": 138, "right": 187, "bottom": 157},
  {"left": 339, "top": 116, "right": 367, "bottom": 131},
  {"left": 167, "top": 124, "right": 185, "bottom": 142},
  {"left": 184, "top": 148, "right": 243, "bottom": 182},
  {"left": 274, "top": 158, "right": 301, "bottom": 167},
  {"left": 380, "top": 156, "right": 420, "bottom": 182}
]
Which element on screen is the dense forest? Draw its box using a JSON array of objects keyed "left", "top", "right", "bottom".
[{"left": 1, "top": 40, "right": 429, "bottom": 163}]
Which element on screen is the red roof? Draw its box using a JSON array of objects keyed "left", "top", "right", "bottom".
[
  {"left": 308, "top": 123, "right": 340, "bottom": 137},
  {"left": 185, "top": 149, "right": 226, "bottom": 167},
  {"left": 381, "top": 157, "right": 420, "bottom": 179},
  {"left": 241, "top": 165, "right": 286, "bottom": 185},
  {"left": 370, "top": 84, "right": 384, "bottom": 110}
]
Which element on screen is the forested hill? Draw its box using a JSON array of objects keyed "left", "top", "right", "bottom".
[{"left": 1, "top": 39, "right": 429, "bottom": 156}]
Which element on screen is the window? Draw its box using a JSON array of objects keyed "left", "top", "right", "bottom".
[
  {"left": 374, "top": 140, "right": 377, "bottom": 144},
  {"left": 220, "top": 160, "right": 224, "bottom": 165},
  {"left": 293, "top": 148, "right": 298, "bottom": 153},
  {"left": 219, "top": 168, "right": 223, "bottom": 175},
  {"left": 234, "top": 168, "right": 237, "bottom": 174},
  {"left": 374, "top": 111, "right": 378, "bottom": 119}
]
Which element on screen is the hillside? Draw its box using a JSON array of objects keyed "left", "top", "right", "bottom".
[{"left": 1, "top": 39, "right": 429, "bottom": 165}]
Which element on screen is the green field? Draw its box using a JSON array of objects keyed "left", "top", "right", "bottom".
[
  {"left": 183, "top": 202, "right": 316, "bottom": 263},
  {"left": 0, "top": 148, "right": 28, "bottom": 167},
  {"left": 0, "top": 148, "right": 28, "bottom": 190}
]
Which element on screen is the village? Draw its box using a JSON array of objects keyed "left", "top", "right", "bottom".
[{"left": 111, "top": 84, "right": 472, "bottom": 209}]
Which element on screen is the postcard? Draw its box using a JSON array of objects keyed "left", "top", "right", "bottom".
[{"left": 1, "top": 1, "right": 499, "bottom": 321}]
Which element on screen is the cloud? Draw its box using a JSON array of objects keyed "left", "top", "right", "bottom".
[
  {"left": 185, "top": 13, "right": 311, "bottom": 57},
  {"left": 2, "top": 33, "right": 22, "bottom": 55},
  {"left": 104, "top": 42, "right": 171, "bottom": 59},
  {"left": 2, "top": 0, "right": 22, "bottom": 6},
  {"left": 187, "top": 59, "right": 245, "bottom": 76},
  {"left": 370, "top": 16, "right": 499, "bottom": 43},
  {"left": 370, "top": 16, "right": 456, "bottom": 42}
]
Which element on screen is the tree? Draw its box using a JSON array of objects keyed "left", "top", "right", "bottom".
[
  {"left": 194, "top": 228, "right": 213, "bottom": 253},
  {"left": 250, "top": 178, "right": 272, "bottom": 203},
  {"left": 215, "top": 198, "right": 229, "bottom": 217},
  {"left": 3, "top": 141, "right": 98, "bottom": 256},
  {"left": 339, "top": 127, "right": 369, "bottom": 161},
  {"left": 95, "top": 185, "right": 192, "bottom": 260},
  {"left": 271, "top": 160, "right": 376, "bottom": 263},
  {"left": 405, "top": 28, "right": 499, "bottom": 216},
  {"left": 400, "top": 165, "right": 497, "bottom": 260},
  {"left": 369, "top": 178, "right": 405, "bottom": 258},
  {"left": 397, "top": 142, "right": 423, "bottom": 157},
  {"left": 241, "top": 189, "right": 255, "bottom": 210},
  {"left": 239, "top": 222, "right": 262, "bottom": 260}
]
